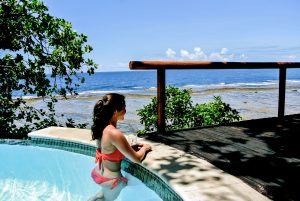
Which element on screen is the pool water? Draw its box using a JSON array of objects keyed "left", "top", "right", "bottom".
[{"left": 0, "top": 144, "right": 162, "bottom": 201}]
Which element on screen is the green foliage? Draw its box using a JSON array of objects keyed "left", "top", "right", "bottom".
[
  {"left": 137, "top": 86, "right": 242, "bottom": 134},
  {"left": 192, "top": 96, "right": 242, "bottom": 126},
  {"left": 165, "top": 86, "right": 193, "bottom": 130},
  {"left": 0, "top": 0, "right": 98, "bottom": 138},
  {"left": 136, "top": 96, "right": 158, "bottom": 133}
]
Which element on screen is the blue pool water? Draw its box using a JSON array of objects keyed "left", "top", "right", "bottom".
[{"left": 0, "top": 144, "right": 162, "bottom": 201}]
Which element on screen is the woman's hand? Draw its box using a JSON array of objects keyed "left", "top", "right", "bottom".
[
  {"left": 141, "top": 143, "right": 152, "bottom": 152},
  {"left": 131, "top": 144, "right": 152, "bottom": 152},
  {"left": 140, "top": 144, "right": 152, "bottom": 162},
  {"left": 131, "top": 144, "right": 142, "bottom": 151}
]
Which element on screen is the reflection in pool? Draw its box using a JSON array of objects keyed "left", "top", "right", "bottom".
[{"left": 0, "top": 144, "right": 162, "bottom": 201}]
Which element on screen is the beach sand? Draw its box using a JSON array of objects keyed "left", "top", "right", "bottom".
[{"left": 27, "top": 87, "right": 300, "bottom": 134}]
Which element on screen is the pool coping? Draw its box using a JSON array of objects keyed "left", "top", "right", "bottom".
[{"left": 28, "top": 127, "right": 271, "bottom": 201}]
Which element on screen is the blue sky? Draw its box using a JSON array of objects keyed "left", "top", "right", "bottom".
[{"left": 43, "top": 0, "right": 300, "bottom": 72}]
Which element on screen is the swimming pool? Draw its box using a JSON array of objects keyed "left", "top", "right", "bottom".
[{"left": 0, "top": 139, "right": 182, "bottom": 201}]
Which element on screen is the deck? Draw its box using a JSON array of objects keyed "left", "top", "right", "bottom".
[{"left": 141, "top": 114, "right": 300, "bottom": 201}]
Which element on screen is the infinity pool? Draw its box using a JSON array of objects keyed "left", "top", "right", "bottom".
[{"left": 0, "top": 144, "right": 162, "bottom": 201}]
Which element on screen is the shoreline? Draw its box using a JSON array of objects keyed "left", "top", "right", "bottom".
[
  {"left": 22, "top": 87, "right": 300, "bottom": 102},
  {"left": 25, "top": 86, "right": 300, "bottom": 134}
]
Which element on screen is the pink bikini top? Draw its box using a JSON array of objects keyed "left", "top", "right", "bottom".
[{"left": 95, "top": 148, "right": 125, "bottom": 169}]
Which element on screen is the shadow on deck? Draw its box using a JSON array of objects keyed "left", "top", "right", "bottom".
[{"left": 140, "top": 114, "right": 300, "bottom": 201}]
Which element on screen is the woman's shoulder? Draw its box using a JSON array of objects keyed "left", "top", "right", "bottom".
[
  {"left": 104, "top": 125, "right": 123, "bottom": 137},
  {"left": 102, "top": 126, "right": 122, "bottom": 150}
]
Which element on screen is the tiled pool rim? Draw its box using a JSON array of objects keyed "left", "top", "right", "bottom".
[{"left": 0, "top": 138, "right": 183, "bottom": 201}]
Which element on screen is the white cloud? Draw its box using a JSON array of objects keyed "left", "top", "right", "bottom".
[
  {"left": 193, "top": 47, "right": 207, "bottom": 60},
  {"left": 179, "top": 48, "right": 207, "bottom": 60},
  {"left": 209, "top": 52, "right": 223, "bottom": 61},
  {"left": 282, "top": 55, "right": 298, "bottom": 62},
  {"left": 180, "top": 49, "right": 190, "bottom": 58},
  {"left": 240, "top": 54, "right": 246, "bottom": 58},
  {"left": 166, "top": 48, "right": 176, "bottom": 58},
  {"left": 220, "top": 48, "right": 228, "bottom": 55},
  {"left": 239, "top": 54, "right": 247, "bottom": 61},
  {"left": 208, "top": 48, "right": 232, "bottom": 61},
  {"left": 166, "top": 47, "right": 238, "bottom": 62},
  {"left": 287, "top": 55, "right": 296, "bottom": 59}
]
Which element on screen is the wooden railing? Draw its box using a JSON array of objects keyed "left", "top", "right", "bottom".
[{"left": 129, "top": 61, "right": 300, "bottom": 133}]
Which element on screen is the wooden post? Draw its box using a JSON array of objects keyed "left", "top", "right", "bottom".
[
  {"left": 157, "top": 69, "right": 166, "bottom": 133},
  {"left": 129, "top": 61, "right": 300, "bottom": 127},
  {"left": 278, "top": 67, "right": 286, "bottom": 122}
]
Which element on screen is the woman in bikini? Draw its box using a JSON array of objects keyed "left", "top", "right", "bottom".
[{"left": 89, "top": 93, "right": 152, "bottom": 201}]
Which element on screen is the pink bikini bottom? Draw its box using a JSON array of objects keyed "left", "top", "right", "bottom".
[{"left": 91, "top": 168, "right": 128, "bottom": 189}]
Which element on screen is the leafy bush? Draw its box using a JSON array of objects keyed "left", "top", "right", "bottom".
[
  {"left": 192, "top": 96, "right": 242, "bottom": 127},
  {"left": 137, "top": 86, "right": 242, "bottom": 134},
  {"left": 0, "top": 0, "right": 97, "bottom": 138}
]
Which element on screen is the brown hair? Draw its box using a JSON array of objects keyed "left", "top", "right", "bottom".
[{"left": 91, "top": 93, "right": 125, "bottom": 140}]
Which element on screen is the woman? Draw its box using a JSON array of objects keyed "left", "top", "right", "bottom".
[{"left": 89, "top": 93, "right": 152, "bottom": 201}]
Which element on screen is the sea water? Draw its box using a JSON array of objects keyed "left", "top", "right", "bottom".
[
  {"left": 14, "top": 69, "right": 300, "bottom": 97},
  {"left": 15, "top": 69, "right": 300, "bottom": 133}
]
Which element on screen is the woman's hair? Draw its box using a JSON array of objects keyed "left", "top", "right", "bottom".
[{"left": 91, "top": 93, "right": 125, "bottom": 140}]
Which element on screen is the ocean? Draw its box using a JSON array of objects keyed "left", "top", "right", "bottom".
[{"left": 24, "top": 69, "right": 300, "bottom": 134}]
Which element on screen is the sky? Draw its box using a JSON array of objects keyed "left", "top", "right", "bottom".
[{"left": 42, "top": 0, "right": 300, "bottom": 72}]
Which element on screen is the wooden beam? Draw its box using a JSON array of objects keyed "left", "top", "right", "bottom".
[{"left": 129, "top": 61, "right": 300, "bottom": 70}]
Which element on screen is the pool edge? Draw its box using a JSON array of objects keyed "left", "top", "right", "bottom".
[{"left": 26, "top": 128, "right": 184, "bottom": 201}]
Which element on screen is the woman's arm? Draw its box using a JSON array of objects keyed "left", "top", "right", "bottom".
[{"left": 110, "top": 129, "right": 151, "bottom": 163}]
